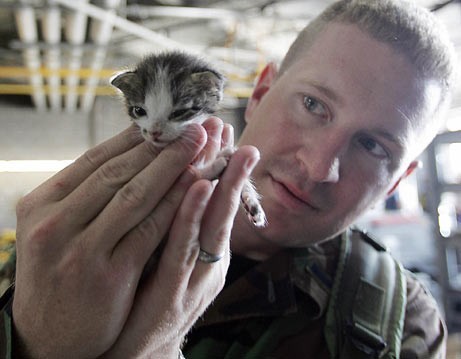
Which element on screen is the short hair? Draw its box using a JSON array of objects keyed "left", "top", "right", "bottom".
[{"left": 279, "top": 0, "right": 458, "bottom": 128}]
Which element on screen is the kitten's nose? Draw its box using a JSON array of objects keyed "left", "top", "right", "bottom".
[{"left": 149, "top": 130, "right": 162, "bottom": 140}]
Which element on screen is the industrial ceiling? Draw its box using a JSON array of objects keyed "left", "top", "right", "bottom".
[{"left": 0, "top": 0, "right": 460, "bottom": 113}]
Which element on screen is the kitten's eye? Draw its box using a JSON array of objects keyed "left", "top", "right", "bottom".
[
  {"left": 304, "top": 96, "right": 327, "bottom": 118},
  {"left": 129, "top": 106, "right": 147, "bottom": 118},
  {"left": 358, "top": 136, "right": 389, "bottom": 158},
  {"left": 171, "top": 109, "right": 190, "bottom": 118},
  {"left": 169, "top": 107, "right": 201, "bottom": 120}
]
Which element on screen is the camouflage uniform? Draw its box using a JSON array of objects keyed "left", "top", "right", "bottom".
[
  {"left": 0, "top": 230, "right": 446, "bottom": 358},
  {"left": 183, "top": 231, "right": 446, "bottom": 358}
]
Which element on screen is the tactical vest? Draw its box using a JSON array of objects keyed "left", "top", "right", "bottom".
[{"left": 325, "top": 229, "right": 407, "bottom": 359}]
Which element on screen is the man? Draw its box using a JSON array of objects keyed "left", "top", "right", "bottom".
[
  {"left": 181, "top": 1, "right": 457, "bottom": 357},
  {"left": 0, "top": 0, "right": 458, "bottom": 358}
]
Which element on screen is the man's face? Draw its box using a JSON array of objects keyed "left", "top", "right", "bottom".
[{"left": 237, "top": 22, "right": 440, "bottom": 252}]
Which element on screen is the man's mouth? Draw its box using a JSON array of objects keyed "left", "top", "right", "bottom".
[{"left": 270, "top": 176, "right": 320, "bottom": 212}]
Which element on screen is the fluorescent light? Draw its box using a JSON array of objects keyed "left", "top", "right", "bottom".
[{"left": 0, "top": 160, "right": 74, "bottom": 173}]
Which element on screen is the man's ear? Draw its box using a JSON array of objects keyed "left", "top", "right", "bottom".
[
  {"left": 387, "top": 160, "right": 421, "bottom": 196},
  {"left": 244, "top": 62, "right": 278, "bottom": 123}
]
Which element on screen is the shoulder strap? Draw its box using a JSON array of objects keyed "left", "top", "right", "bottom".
[{"left": 324, "top": 229, "right": 407, "bottom": 359}]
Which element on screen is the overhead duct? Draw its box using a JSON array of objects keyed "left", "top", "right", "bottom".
[
  {"left": 80, "top": 0, "right": 120, "bottom": 113},
  {"left": 14, "top": 3, "right": 46, "bottom": 111},
  {"left": 64, "top": 0, "right": 89, "bottom": 113},
  {"left": 42, "top": 0, "right": 62, "bottom": 111}
]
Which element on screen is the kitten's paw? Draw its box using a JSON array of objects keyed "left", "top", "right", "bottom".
[
  {"left": 219, "top": 147, "right": 234, "bottom": 160},
  {"left": 241, "top": 183, "right": 267, "bottom": 227},
  {"left": 196, "top": 147, "right": 234, "bottom": 180},
  {"left": 199, "top": 157, "right": 228, "bottom": 180}
]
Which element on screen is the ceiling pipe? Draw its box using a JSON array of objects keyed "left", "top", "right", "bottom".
[
  {"left": 125, "top": 5, "right": 240, "bottom": 20},
  {"left": 14, "top": 4, "right": 46, "bottom": 111},
  {"left": 42, "top": 0, "right": 62, "bottom": 111},
  {"left": 64, "top": 0, "right": 89, "bottom": 113},
  {"left": 80, "top": 0, "right": 120, "bottom": 113},
  {"left": 54, "top": 0, "right": 187, "bottom": 50}
]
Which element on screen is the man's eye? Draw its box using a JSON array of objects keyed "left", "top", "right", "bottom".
[
  {"left": 130, "top": 106, "right": 146, "bottom": 118},
  {"left": 304, "top": 96, "right": 327, "bottom": 117},
  {"left": 358, "top": 137, "right": 389, "bottom": 158}
]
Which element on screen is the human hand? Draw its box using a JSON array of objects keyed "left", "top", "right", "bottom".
[
  {"left": 12, "top": 123, "right": 208, "bottom": 358},
  {"left": 100, "top": 120, "right": 260, "bottom": 358}
]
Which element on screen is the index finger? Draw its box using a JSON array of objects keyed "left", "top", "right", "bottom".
[{"left": 198, "top": 145, "right": 260, "bottom": 257}]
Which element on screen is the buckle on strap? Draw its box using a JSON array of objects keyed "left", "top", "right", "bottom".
[
  {"left": 347, "top": 321, "right": 388, "bottom": 355},
  {"left": 347, "top": 277, "right": 388, "bottom": 357}
]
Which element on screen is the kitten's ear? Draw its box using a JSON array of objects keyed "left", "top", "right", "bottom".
[
  {"left": 190, "top": 71, "right": 224, "bottom": 93},
  {"left": 111, "top": 71, "right": 143, "bottom": 102}
]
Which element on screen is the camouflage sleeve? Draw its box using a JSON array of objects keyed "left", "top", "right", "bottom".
[
  {"left": 0, "top": 230, "right": 16, "bottom": 359},
  {"left": 0, "top": 230, "right": 16, "bottom": 297},
  {"left": 401, "top": 272, "right": 447, "bottom": 359},
  {"left": 0, "top": 285, "right": 14, "bottom": 359}
]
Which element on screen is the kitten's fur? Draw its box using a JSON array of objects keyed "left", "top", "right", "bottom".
[{"left": 112, "top": 51, "right": 266, "bottom": 227}]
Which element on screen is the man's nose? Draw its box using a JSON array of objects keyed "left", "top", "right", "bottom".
[{"left": 296, "top": 137, "right": 341, "bottom": 184}]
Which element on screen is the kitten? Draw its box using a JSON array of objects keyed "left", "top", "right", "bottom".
[{"left": 111, "top": 51, "right": 266, "bottom": 227}]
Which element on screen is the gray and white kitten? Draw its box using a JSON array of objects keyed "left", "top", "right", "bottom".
[{"left": 111, "top": 51, "right": 266, "bottom": 227}]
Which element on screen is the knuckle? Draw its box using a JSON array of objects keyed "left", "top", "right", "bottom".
[
  {"left": 136, "top": 215, "right": 162, "bottom": 241},
  {"left": 16, "top": 194, "right": 33, "bottom": 218},
  {"left": 117, "top": 181, "right": 147, "bottom": 209},
  {"left": 31, "top": 213, "right": 62, "bottom": 240},
  {"left": 82, "top": 145, "right": 110, "bottom": 168},
  {"left": 162, "top": 191, "right": 181, "bottom": 212},
  {"left": 25, "top": 211, "right": 64, "bottom": 251},
  {"left": 214, "top": 226, "right": 231, "bottom": 244},
  {"left": 98, "top": 160, "right": 128, "bottom": 185}
]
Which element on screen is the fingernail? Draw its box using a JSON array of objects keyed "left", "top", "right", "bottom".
[
  {"left": 211, "top": 127, "right": 223, "bottom": 146},
  {"left": 223, "top": 124, "right": 234, "bottom": 148}
]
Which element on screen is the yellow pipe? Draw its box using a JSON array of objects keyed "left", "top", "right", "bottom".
[
  {"left": 0, "top": 66, "right": 258, "bottom": 83},
  {"left": 0, "top": 84, "right": 117, "bottom": 95},
  {"left": 0, "top": 66, "right": 120, "bottom": 79},
  {"left": 0, "top": 83, "right": 253, "bottom": 98}
]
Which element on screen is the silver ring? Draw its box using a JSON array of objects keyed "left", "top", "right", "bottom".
[{"left": 197, "top": 248, "right": 224, "bottom": 263}]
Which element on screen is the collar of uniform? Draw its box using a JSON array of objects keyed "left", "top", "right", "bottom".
[
  {"left": 291, "top": 235, "right": 341, "bottom": 317},
  {"left": 194, "top": 235, "right": 342, "bottom": 328}
]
